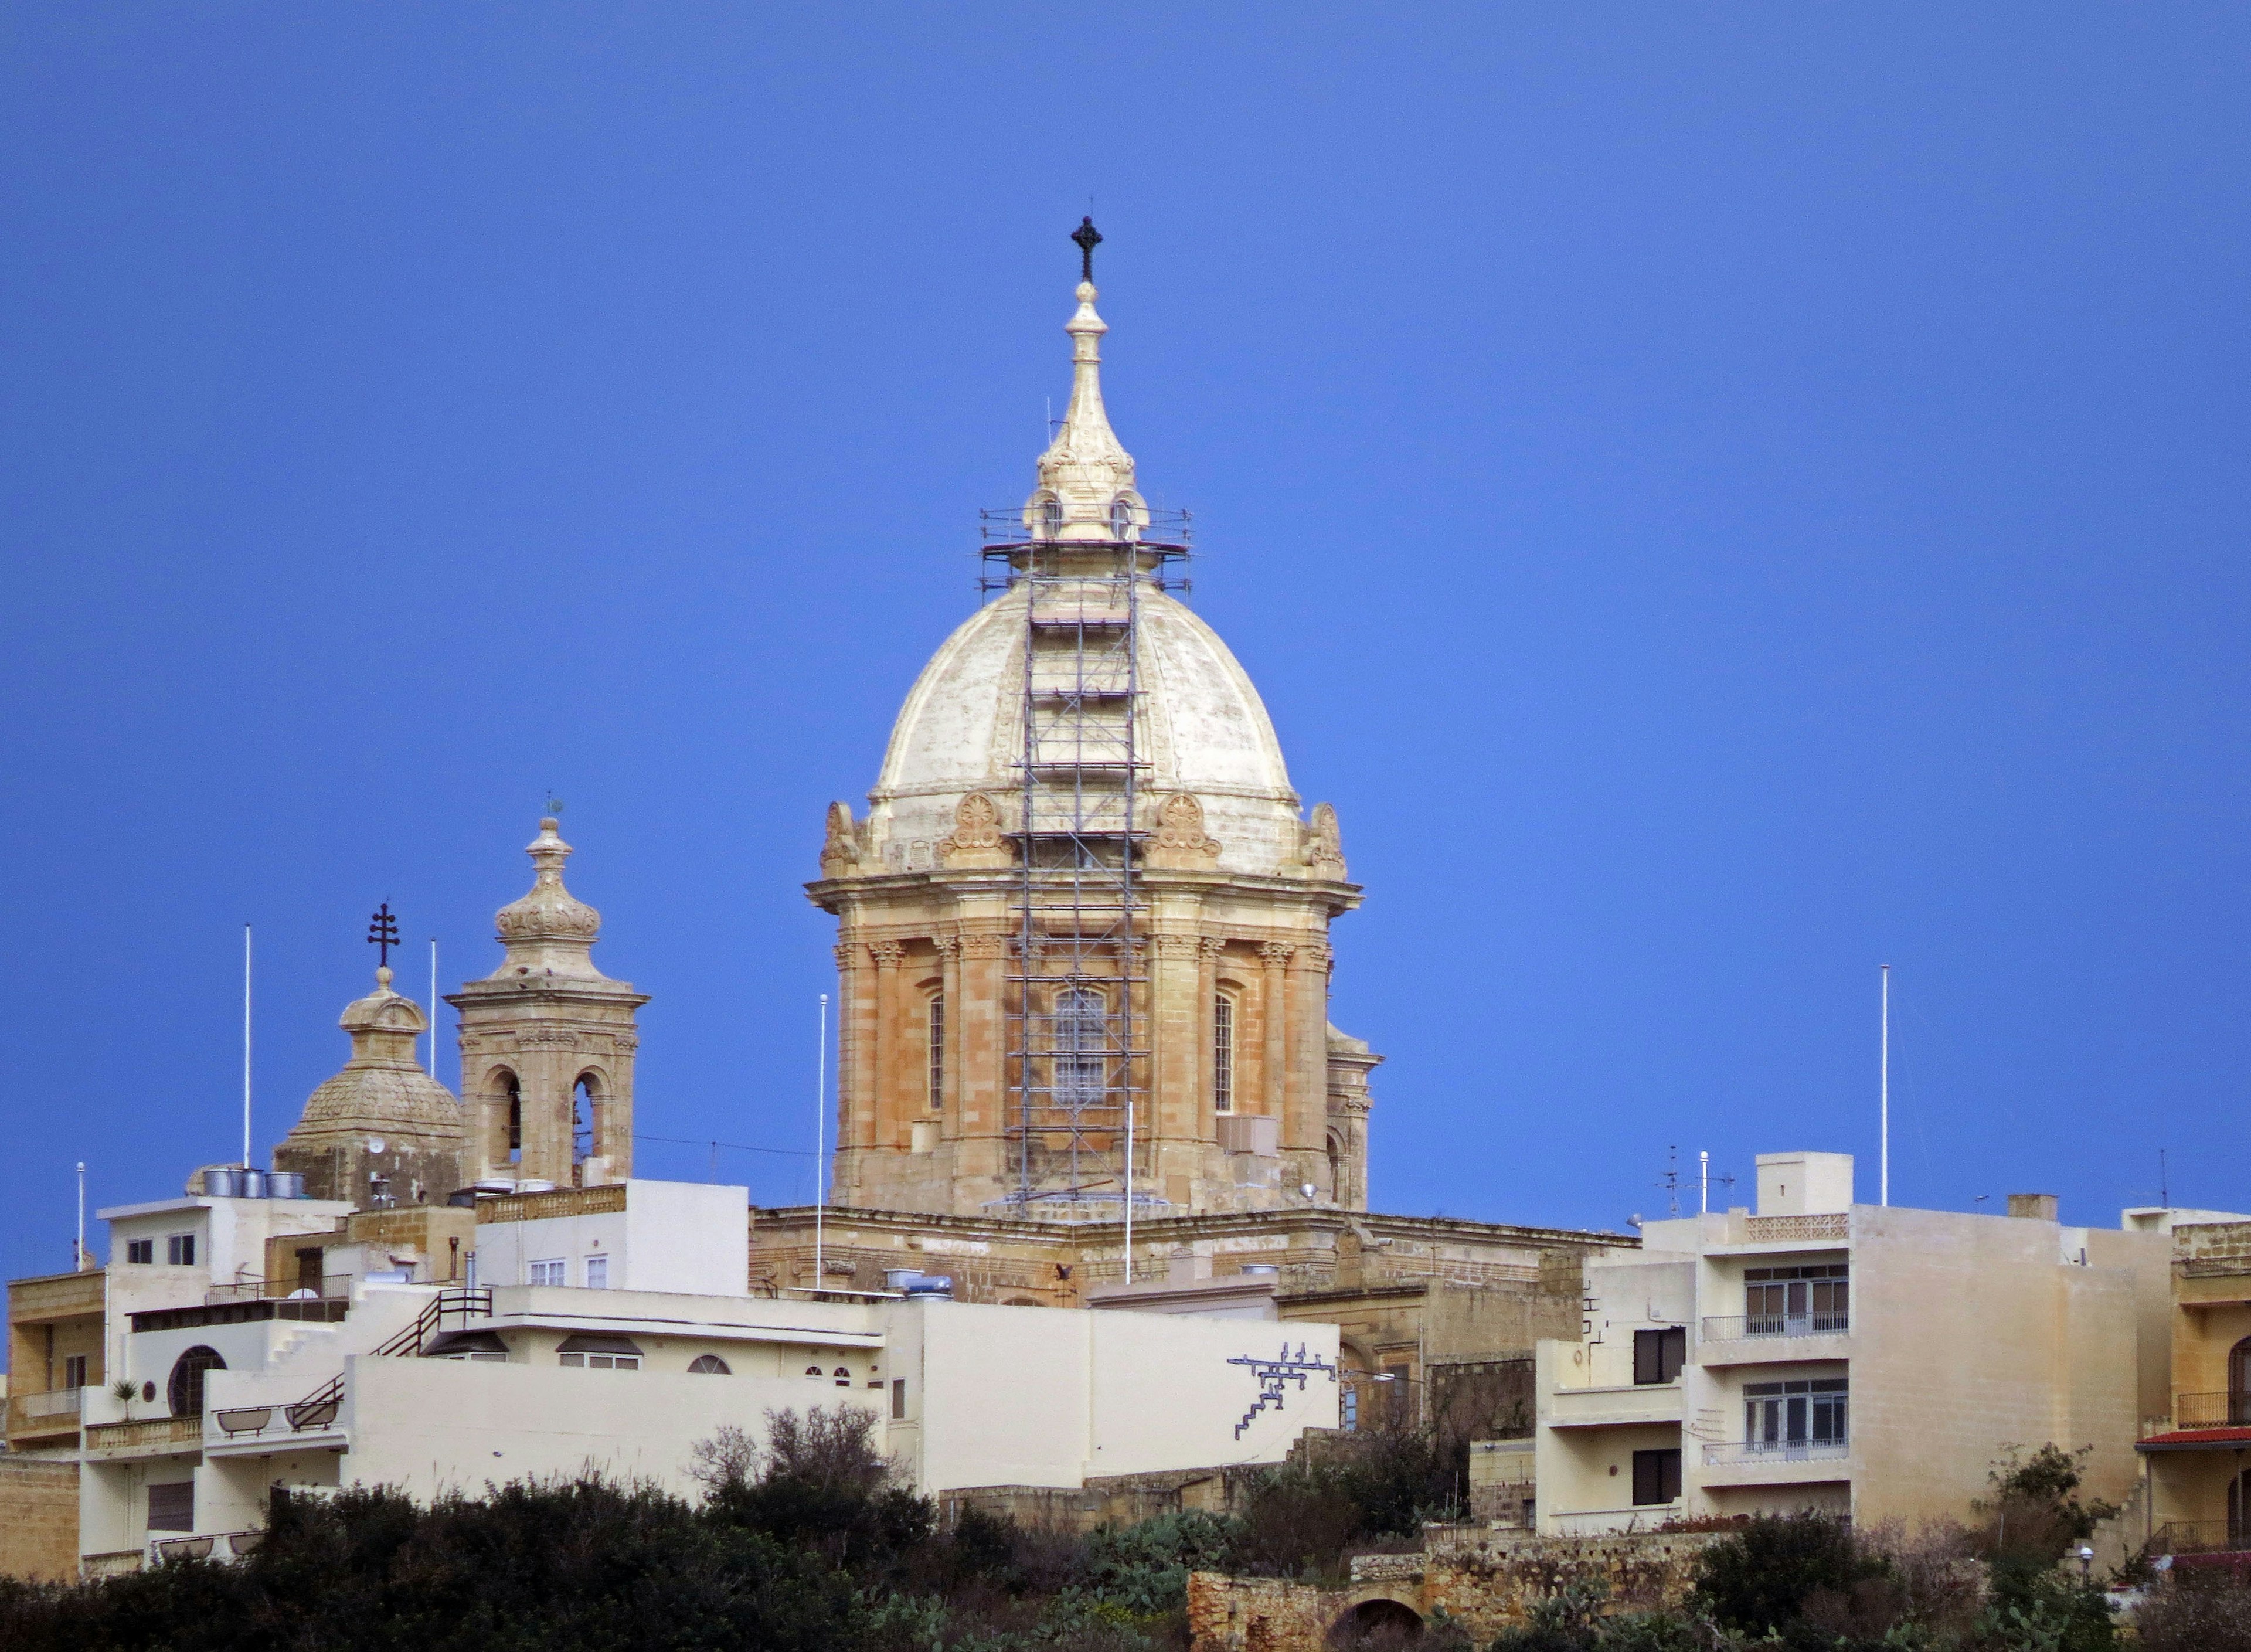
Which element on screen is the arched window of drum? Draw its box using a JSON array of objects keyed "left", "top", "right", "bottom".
[
  {"left": 1212, "top": 996, "right": 1235, "bottom": 1114},
  {"left": 927, "top": 991, "right": 945, "bottom": 1110},
  {"left": 687, "top": 1355, "right": 732, "bottom": 1375},
  {"left": 1055, "top": 987, "right": 1106, "bottom": 1109},
  {"left": 1108, "top": 497, "right": 1133, "bottom": 539},
  {"left": 1040, "top": 497, "right": 1063, "bottom": 539},
  {"left": 167, "top": 1345, "right": 226, "bottom": 1418}
]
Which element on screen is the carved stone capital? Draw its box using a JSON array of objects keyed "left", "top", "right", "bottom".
[
  {"left": 1199, "top": 937, "right": 1228, "bottom": 961},
  {"left": 1290, "top": 941, "right": 1332, "bottom": 971},
  {"left": 833, "top": 943, "right": 861, "bottom": 971},
  {"left": 932, "top": 936, "right": 960, "bottom": 958},
  {"left": 959, "top": 934, "right": 1009, "bottom": 960},
  {"left": 1153, "top": 934, "right": 1199, "bottom": 960},
  {"left": 869, "top": 942, "right": 905, "bottom": 969},
  {"left": 1259, "top": 941, "right": 1295, "bottom": 967}
]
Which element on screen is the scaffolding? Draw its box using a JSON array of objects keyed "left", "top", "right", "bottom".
[{"left": 978, "top": 508, "right": 1191, "bottom": 1229}]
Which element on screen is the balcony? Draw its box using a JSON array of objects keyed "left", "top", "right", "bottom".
[
  {"left": 1702, "top": 1437, "right": 1851, "bottom": 1467},
  {"left": 203, "top": 1274, "right": 352, "bottom": 1307},
  {"left": 84, "top": 1415, "right": 205, "bottom": 1459},
  {"left": 1702, "top": 1313, "right": 1850, "bottom": 1341},
  {"left": 5, "top": 1386, "right": 83, "bottom": 1444},
  {"left": 7, "top": 1267, "right": 105, "bottom": 1322},
  {"left": 2170, "top": 1392, "right": 2251, "bottom": 1431},
  {"left": 2151, "top": 1520, "right": 2249, "bottom": 1556}
]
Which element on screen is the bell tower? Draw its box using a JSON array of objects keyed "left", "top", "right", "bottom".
[{"left": 448, "top": 817, "right": 648, "bottom": 1189}]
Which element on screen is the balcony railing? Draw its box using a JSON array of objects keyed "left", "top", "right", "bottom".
[
  {"left": 84, "top": 1415, "right": 204, "bottom": 1454},
  {"left": 1702, "top": 1437, "right": 1851, "bottom": 1467},
  {"left": 204, "top": 1274, "right": 352, "bottom": 1306},
  {"left": 5, "top": 1388, "right": 84, "bottom": 1435},
  {"left": 1702, "top": 1313, "right": 1849, "bottom": 1342},
  {"left": 2170, "top": 1392, "right": 2251, "bottom": 1430},
  {"left": 2151, "top": 1520, "right": 2248, "bottom": 1555}
]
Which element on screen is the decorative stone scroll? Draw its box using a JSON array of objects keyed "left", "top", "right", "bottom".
[
  {"left": 1145, "top": 792, "right": 1222, "bottom": 871},
  {"left": 820, "top": 802, "right": 864, "bottom": 879},
  {"left": 1301, "top": 803, "right": 1347, "bottom": 880},
  {"left": 939, "top": 792, "right": 1013, "bottom": 869}
]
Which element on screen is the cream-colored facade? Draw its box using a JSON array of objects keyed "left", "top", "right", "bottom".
[
  {"left": 52, "top": 1180, "right": 1337, "bottom": 1572},
  {"left": 809, "top": 264, "right": 1372, "bottom": 1220},
  {"left": 1533, "top": 1153, "right": 2174, "bottom": 1535},
  {"left": 2134, "top": 1215, "right": 2251, "bottom": 1556}
]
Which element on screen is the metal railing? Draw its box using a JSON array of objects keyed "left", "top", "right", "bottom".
[
  {"left": 2151, "top": 1520, "right": 2247, "bottom": 1555},
  {"left": 1702, "top": 1437, "right": 1850, "bottom": 1466},
  {"left": 2170, "top": 1392, "right": 2251, "bottom": 1430},
  {"left": 268, "top": 1287, "right": 494, "bottom": 1437},
  {"left": 1701, "top": 1312, "right": 1850, "bottom": 1341},
  {"left": 204, "top": 1274, "right": 352, "bottom": 1306}
]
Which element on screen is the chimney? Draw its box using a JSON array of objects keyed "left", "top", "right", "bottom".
[{"left": 2007, "top": 1193, "right": 2059, "bottom": 1222}]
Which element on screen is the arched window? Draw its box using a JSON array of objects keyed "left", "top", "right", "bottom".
[
  {"left": 1108, "top": 498, "right": 1133, "bottom": 539},
  {"left": 804, "top": 1364, "right": 824, "bottom": 1381},
  {"left": 498, "top": 1070, "right": 523, "bottom": 1165},
  {"left": 687, "top": 1355, "right": 732, "bottom": 1375},
  {"left": 1055, "top": 987, "right": 1106, "bottom": 1110},
  {"left": 573, "top": 1075, "right": 599, "bottom": 1170},
  {"left": 832, "top": 1366, "right": 852, "bottom": 1388},
  {"left": 1212, "top": 996, "right": 1235, "bottom": 1114},
  {"left": 1327, "top": 1132, "right": 1344, "bottom": 1200},
  {"left": 1039, "top": 497, "right": 1063, "bottom": 539},
  {"left": 167, "top": 1346, "right": 226, "bottom": 1418},
  {"left": 2230, "top": 1337, "right": 2251, "bottom": 1426},
  {"left": 927, "top": 991, "right": 945, "bottom": 1111}
]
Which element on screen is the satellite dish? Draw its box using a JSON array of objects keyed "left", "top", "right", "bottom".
[{"left": 366, "top": 1137, "right": 386, "bottom": 1155}]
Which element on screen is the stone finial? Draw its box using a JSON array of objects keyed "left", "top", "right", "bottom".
[
  {"left": 491, "top": 816, "right": 605, "bottom": 977},
  {"left": 820, "top": 801, "right": 865, "bottom": 878},
  {"left": 1301, "top": 803, "right": 1347, "bottom": 880}
]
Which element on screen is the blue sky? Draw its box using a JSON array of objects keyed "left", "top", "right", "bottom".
[{"left": 1, "top": 6, "right": 2246, "bottom": 1296}]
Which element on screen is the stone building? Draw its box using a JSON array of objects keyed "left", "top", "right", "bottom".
[{"left": 274, "top": 968, "right": 463, "bottom": 1209}]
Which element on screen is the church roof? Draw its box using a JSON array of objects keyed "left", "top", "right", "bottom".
[
  {"left": 862, "top": 252, "right": 1311, "bottom": 880},
  {"left": 284, "top": 967, "right": 461, "bottom": 1146}
]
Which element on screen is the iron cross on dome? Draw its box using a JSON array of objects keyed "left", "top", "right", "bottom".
[
  {"left": 366, "top": 903, "right": 400, "bottom": 968},
  {"left": 1072, "top": 216, "right": 1103, "bottom": 281}
]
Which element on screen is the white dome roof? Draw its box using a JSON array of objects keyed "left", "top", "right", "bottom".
[{"left": 868, "top": 581, "right": 1305, "bottom": 878}]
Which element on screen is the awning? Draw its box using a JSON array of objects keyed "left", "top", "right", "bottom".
[
  {"left": 423, "top": 1330, "right": 510, "bottom": 1358},
  {"left": 2138, "top": 1429, "right": 2251, "bottom": 1453},
  {"left": 555, "top": 1334, "right": 643, "bottom": 1356}
]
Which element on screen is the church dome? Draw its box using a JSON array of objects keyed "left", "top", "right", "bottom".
[
  {"left": 854, "top": 252, "right": 1325, "bottom": 883},
  {"left": 289, "top": 967, "right": 462, "bottom": 1139},
  {"left": 869, "top": 585, "right": 1304, "bottom": 877}
]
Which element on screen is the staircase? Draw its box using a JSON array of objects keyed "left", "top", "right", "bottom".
[{"left": 283, "top": 1288, "right": 492, "bottom": 1431}]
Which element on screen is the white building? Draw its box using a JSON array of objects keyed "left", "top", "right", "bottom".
[
  {"left": 67, "top": 1179, "right": 1338, "bottom": 1571},
  {"left": 1532, "top": 1151, "right": 2176, "bottom": 1536}
]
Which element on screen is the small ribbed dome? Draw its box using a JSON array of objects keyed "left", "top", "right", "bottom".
[
  {"left": 288, "top": 967, "right": 461, "bottom": 1139},
  {"left": 868, "top": 582, "right": 1304, "bottom": 877}
]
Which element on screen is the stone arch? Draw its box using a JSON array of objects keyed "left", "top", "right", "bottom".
[
  {"left": 482, "top": 1066, "right": 523, "bottom": 1168},
  {"left": 1328, "top": 1593, "right": 1422, "bottom": 1647},
  {"left": 572, "top": 1068, "right": 611, "bottom": 1172}
]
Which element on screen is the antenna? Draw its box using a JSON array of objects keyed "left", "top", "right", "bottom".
[
  {"left": 75, "top": 1161, "right": 86, "bottom": 1270},
  {"left": 2161, "top": 1148, "right": 2170, "bottom": 1210},
  {"left": 1879, "top": 965, "right": 1891, "bottom": 1208},
  {"left": 242, "top": 924, "right": 253, "bottom": 1169},
  {"left": 814, "top": 992, "right": 828, "bottom": 1287},
  {"left": 1657, "top": 1145, "right": 1683, "bottom": 1218},
  {"left": 428, "top": 938, "right": 440, "bottom": 1077}
]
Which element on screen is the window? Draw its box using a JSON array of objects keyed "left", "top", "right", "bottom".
[
  {"left": 1743, "top": 1262, "right": 1849, "bottom": 1333},
  {"left": 2229, "top": 1337, "right": 2251, "bottom": 1427},
  {"left": 1634, "top": 1327, "right": 1686, "bottom": 1386},
  {"left": 573, "top": 1076, "right": 598, "bottom": 1170},
  {"left": 928, "top": 992, "right": 945, "bottom": 1110},
  {"left": 1212, "top": 996, "right": 1235, "bottom": 1114},
  {"left": 1631, "top": 1448, "right": 1682, "bottom": 1507},
  {"left": 1342, "top": 1386, "right": 1360, "bottom": 1433},
  {"left": 529, "top": 1259, "right": 566, "bottom": 1287},
  {"left": 427, "top": 1331, "right": 508, "bottom": 1362},
  {"left": 166, "top": 1346, "right": 226, "bottom": 1417},
  {"left": 891, "top": 1378, "right": 907, "bottom": 1419},
  {"left": 805, "top": 1365, "right": 825, "bottom": 1381},
  {"left": 147, "top": 1481, "right": 195, "bottom": 1532},
  {"left": 1744, "top": 1378, "right": 1849, "bottom": 1452},
  {"left": 1108, "top": 497, "right": 1134, "bottom": 538},
  {"left": 1055, "top": 987, "right": 1106, "bottom": 1109},
  {"left": 1040, "top": 497, "right": 1063, "bottom": 538},
  {"left": 125, "top": 1239, "right": 154, "bottom": 1265},
  {"left": 688, "top": 1355, "right": 731, "bottom": 1375},
  {"left": 556, "top": 1335, "right": 642, "bottom": 1371},
  {"left": 584, "top": 1255, "right": 608, "bottom": 1290},
  {"left": 64, "top": 1355, "right": 88, "bottom": 1389},
  {"left": 166, "top": 1233, "right": 196, "bottom": 1267},
  {"left": 832, "top": 1366, "right": 851, "bottom": 1388},
  {"left": 501, "top": 1070, "right": 522, "bottom": 1164}
]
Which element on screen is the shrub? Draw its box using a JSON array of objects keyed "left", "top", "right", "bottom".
[
  {"left": 1690, "top": 1511, "right": 1883, "bottom": 1636},
  {"left": 2134, "top": 1568, "right": 2251, "bottom": 1652}
]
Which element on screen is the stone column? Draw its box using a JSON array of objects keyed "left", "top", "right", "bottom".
[
  {"left": 870, "top": 941, "right": 903, "bottom": 1151},
  {"left": 834, "top": 941, "right": 871, "bottom": 1163},
  {"left": 1288, "top": 941, "right": 1332, "bottom": 1159},
  {"left": 954, "top": 932, "right": 1009, "bottom": 1197},
  {"left": 1151, "top": 934, "right": 1199, "bottom": 1143},
  {"left": 1259, "top": 942, "right": 1293, "bottom": 1120}
]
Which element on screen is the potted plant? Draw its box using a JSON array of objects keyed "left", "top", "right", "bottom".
[{"left": 110, "top": 1377, "right": 137, "bottom": 1422}]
